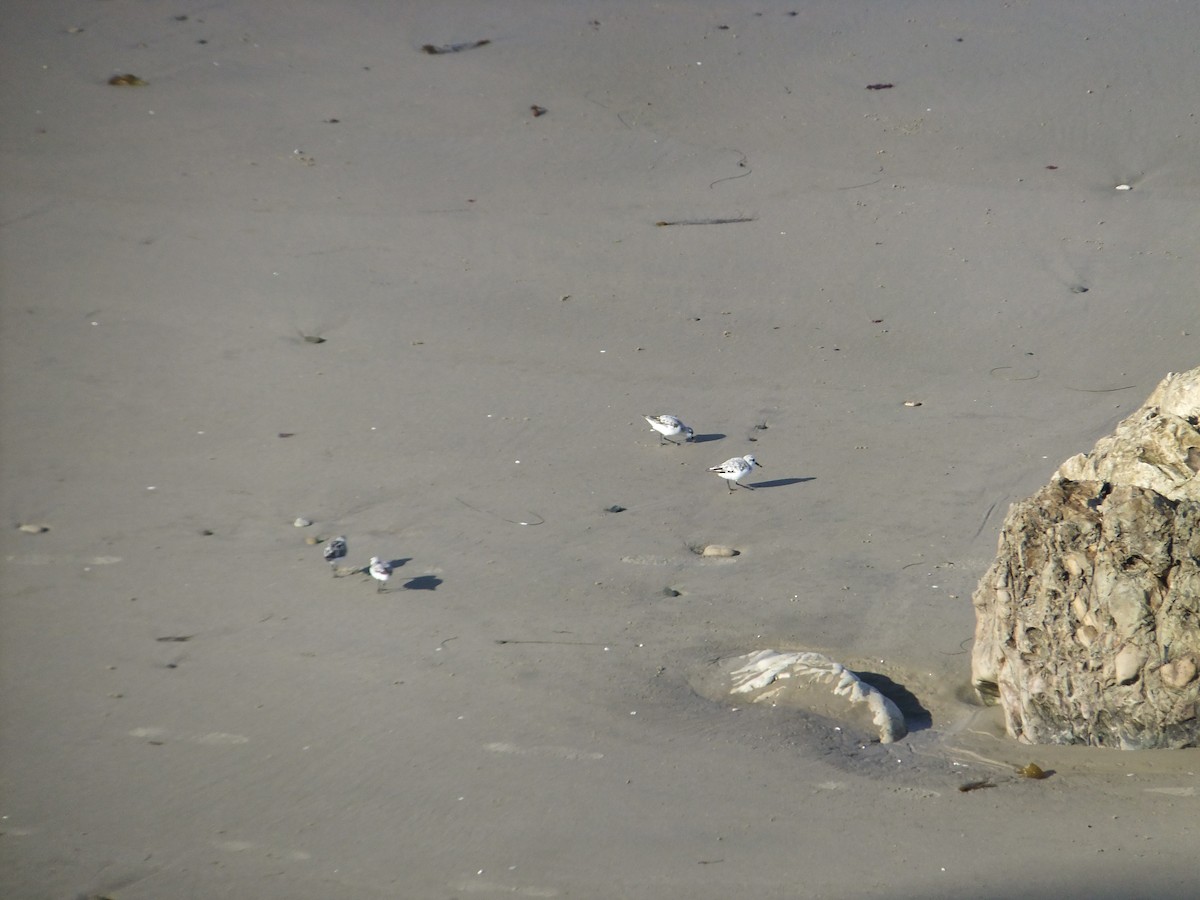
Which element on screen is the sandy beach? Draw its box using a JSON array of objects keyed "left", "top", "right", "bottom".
[{"left": 2, "top": 2, "right": 1198, "bottom": 897}]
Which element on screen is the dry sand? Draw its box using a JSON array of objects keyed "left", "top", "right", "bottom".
[{"left": 2, "top": 1, "right": 1198, "bottom": 897}]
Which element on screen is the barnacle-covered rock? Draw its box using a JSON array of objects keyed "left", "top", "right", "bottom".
[{"left": 972, "top": 367, "right": 1200, "bottom": 748}]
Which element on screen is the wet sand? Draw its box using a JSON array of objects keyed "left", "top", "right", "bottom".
[{"left": 2, "top": 2, "right": 1198, "bottom": 897}]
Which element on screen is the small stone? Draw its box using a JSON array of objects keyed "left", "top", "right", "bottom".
[
  {"left": 1114, "top": 645, "right": 1146, "bottom": 685},
  {"left": 702, "top": 544, "right": 738, "bottom": 558},
  {"left": 304, "top": 536, "right": 322, "bottom": 546},
  {"left": 1160, "top": 658, "right": 1197, "bottom": 689},
  {"left": 17, "top": 523, "right": 50, "bottom": 534},
  {"left": 293, "top": 517, "right": 312, "bottom": 527},
  {"left": 903, "top": 400, "right": 923, "bottom": 407}
]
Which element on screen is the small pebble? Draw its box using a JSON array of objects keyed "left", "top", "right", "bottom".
[
  {"left": 903, "top": 400, "right": 923, "bottom": 407},
  {"left": 702, "top": 544, "right": 738, "bottom": 558},
  {"left": 17, "top": 523, "right": 51, "bottom": 534},
  {"left": 304, "top": 536, "right": 323, "bottom": 546},
  {"left": 1115, "top": 184, "right": 1132, "bottom": 191},
  {"left": 294, "top": 517, "right": 312, "bottom": 527}
]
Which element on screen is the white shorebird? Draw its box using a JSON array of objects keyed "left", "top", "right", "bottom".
[
  {"left": 709, "top": 455, "right": 763, "bottom": 492},
  {"left": 368, "top": 556, "right": 392, "bottom": 592},
  {"left": 644, "top": 414, "right": 694, "bottom": 445},
  {"left": 323, "top": 536, "right": 347, "bottom": 574}
]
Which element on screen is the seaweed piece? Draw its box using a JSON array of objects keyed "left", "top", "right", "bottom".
[
  {"left": 655, "top": 217, "right": 756, "bottom": 227},
  {"left": 421, "top": 39, "right": 491, "bottom": 55}
]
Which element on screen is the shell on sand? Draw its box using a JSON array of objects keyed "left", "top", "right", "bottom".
[{"left": 701, "top": 544, "right": 738, "bottom": 558}]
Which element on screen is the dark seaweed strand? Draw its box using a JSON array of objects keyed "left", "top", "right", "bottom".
[
  {"left": 655, "top": 217, "right": 757, "bottom": 227},
  {"left": 422, "top": 39, "right": 491, "bottom": 55}
]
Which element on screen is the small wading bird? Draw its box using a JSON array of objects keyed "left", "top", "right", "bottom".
[
  {"left": 323, "top": 536, "right": 348, "bottom": 574},
  {"left": 644, "top": 414, "right": 694, "bottom": 445},
  {"left": 709, "top": 455, "right": 763, "bottom": 492},
  {"left": 368, "top": 556, "right": 392, "bottom": 593}
]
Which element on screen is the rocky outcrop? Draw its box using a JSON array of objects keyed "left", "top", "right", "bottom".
[{"left": 972, "top": 368, "right": 1200, "bottom": 748}]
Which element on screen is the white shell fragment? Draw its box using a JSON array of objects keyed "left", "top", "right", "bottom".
[
  {"left": 1115, "top": 184, "right": 1132, "bottom": 191},
  {"left": 903, "top": 400, "right": 923, "bottom": 407},
  {"left": 293, "top": 517, "right": 313, "bottom": 527},
  {"left": 701, "top": 544, "right": 738, "bottom": 558},
  {"left": 17, "top": 523, "right": 51, "bottom": 534},
  {"left": 728, "top": 649, "right": 907, "bottom": 743}
]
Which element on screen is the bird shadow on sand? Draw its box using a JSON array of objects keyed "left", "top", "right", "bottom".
[
  {"left": 403, "top": 574, "right": 443, "bottom": 591},
  {"left": 687, "top": 432, "right": 726, "bottom": 444},
  {"left": 747, "top": 477, "right": 815, "bottom": 490},
  {"left": 387, "top": 557, "right": 412, "bottom": 570}
]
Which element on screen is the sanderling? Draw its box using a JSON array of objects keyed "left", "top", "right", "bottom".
[
  {"left": 709, "top": 455, "right": 763, "bottom": 492},
  {"left": 368, "top": 556, "right": 392, "bottom": 592},
  {"left": 323, "top": 536, "right": 348, "bottom": 573},
  {"left": 644, "top": 414, "right": 694, "bottom": 445}
]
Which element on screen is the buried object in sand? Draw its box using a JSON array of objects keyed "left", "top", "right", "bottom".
[{"left": 724, "top": 650, "right": 907, "bottom": 743}]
